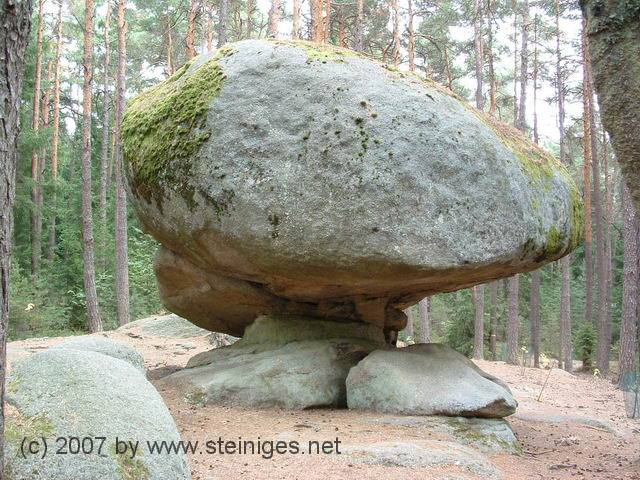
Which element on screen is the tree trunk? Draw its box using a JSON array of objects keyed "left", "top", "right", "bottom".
[
  {"left": 516, "top": 0, "right": 529, "bottom": 131},
  {"left": 217, "top": 0, "right": 228, "bottom": 47},
  {"left": 391, "top": 0, "right": 400, "bottom": 66},
  {"left": 418, "top": 297, "right": 430, "bottom": 343},
  {"left": 402, "top": 308, "right": 414, "bottom": 340},
  {"left": 355, "top": 0, "right": 363, "bottom": 51},
  {"left": 532, "top": 14, "right": 539, "bottom": 144},
  {"left": 267, "top": 0, "right": 281, "bottom": 38},
  {"left": 81, "top": 0, "right": 103, "bottom": 333},
  {"left": 186, "top": 0, "right": 198, "bottom": 59},
  {"left": 292, "top": 0, "right": 300, "bottom": 40},
  {"left": 30, "top": 0, "right": 44, "bottom": 276},
  {"left": 581, "top": 22, "right": 593, "bottom": 328},
  {"left": 323, "top": 0, "right": 331, "bottom": 43},
  {"left": 473, "top": 0, "right": 483, "bottom": 110},
  {"left": 530, "top": 270, "right": 540, "bottom": 367},
  {"left": 165, "top": 15, "right": 174, "bottom": 76},
  {"left": 581, "top": 0, "right": 640, "bottom": 211},
  {"left": 486, "top": 0, "right": 497, "bottom": 115},
  {"left": 407, "top": 0, "right": 415, "bottom": 71},
  {"left": 99, "top": 0, "right": 111, "bottom": 256},
  {"left": 556, "top": 0, "right": 572, "bottom": 373},
  {"left": 1, "top": 0, "right": 33, "bottom": 474},
  {"left": 246, "top": 0, "right": 254, "bottom": 38},
  {"left": 619, "top": 184, "right": 639, "bottom": 390},
  {"left": 206, "top": 5, "right": 214, "bottom": 51},
  {"left": 489, "top": 281, "right": 498, "bottom": 359},
  {"left": 473, "top": 285, "right": 484, "bottom": 360},
  {"left": 603, "top": 135, "right": 613, "bottom": 358},
  {"left": 115, "top": 0, "right": 130, "bottom": 326},
  {"left": 506, "top": 275, "right": 520, "bottom": 365},
  {"left": 49, "top": 0, "right": 64, "bottom": 260},
  {"left": 585, "top": 35, "right": 608, "bottom": 375}
]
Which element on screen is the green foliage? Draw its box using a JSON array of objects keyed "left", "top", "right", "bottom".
[{"left": 575, "top": 323, "right": 597, "bottom": 370}]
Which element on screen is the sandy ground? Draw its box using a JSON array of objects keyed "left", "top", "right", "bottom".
[{"left": 7, "top": 323, "right": 640, "bottom": 480}]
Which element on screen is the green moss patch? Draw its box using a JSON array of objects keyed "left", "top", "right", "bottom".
[
  {"left": 110, "top": 444, "right": 150, "bottom": 480},
  {"left": 5, "top": 411, "right": 54, "bottom": 446},
  {"left": 272, "top": 40, "right": 363, "bottom": 64},
  {"left": 122, "top": 47, "right": 235, "bottom": 208}
]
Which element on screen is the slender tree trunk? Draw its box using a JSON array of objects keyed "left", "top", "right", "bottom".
[
  {"left": 186, "top": 0, "right": 198, "bottom": 59},
  {"left": 486, "top": 0, "right": 497, "bottom": 115},
  {"left": 246, "top": 0, "right": 254, "bottom": 38},
  {"left": 490, "top": 281, "right": 498, "bottom": 359},
  {"left": 292, "top": 0, "right": 300, "bottom": 40},
  {"left": 473, "top": 285, "right": 485, "bottom": 359},
  {"left": 407, "top": 0, "right": 415, "bottom": 71},
  {"left": 516, "top": 0, "right": 529, "bottom": 131},
  {"left": 584, "top": 33, "right": 608, "bottom": 375},
  {"left": 603, "top": 137, "right": 613, "bottom": 355},
  {"left": 355, "top": 0, "right": 363, "bottom": 51},
  {"left": 81, "top": 0, "right": 103, "bottom": 333},
  {"left": 418, "top": 297, "right": 430, "bottom": 343},
  {"left": 48, "top": 0, "right": 63, "bottom": 260},
  {"left": 512, "top": 8, "right": 518, "bottom": 124},
  {"left": 267, "top": 0, "right": 281, "bottom": 38},
  {"left": 115, "top": 0, "right": 130, "bottom": 326},
  {"left": 217, "top": 0, "right": 228, "bottom": 47},
  {"left": 30, "top": 0, "right": 45, "bottom": 276},
  {"left": 1, "top": 1, "right": 33, "bottom": 474},
  {"left": 532, "top": 14, "right": 539, "bottom": 144},
  {"left": 403, "top": 307, "right": 414, "bottom": 340},
  {"left": 556, "top": 0, "right": 572, "bottom": 373},
  {"left": 323, "top": 0, "right": 331, "bottom": 43},
  {"left": 619, "top": 184, "right": 639, "bottom": 389},
  {"left": 473, "top": 0, "right": 484, "bottom": 110},
  {"left": 581, "top": 22, "right": 594, "bottom": 328},
  {"left": 99, "top": 0, "right": 111, "bottom": 256},
  {"left": 165, "top": 16, "right": 174, "bottom": 76},
  {"left": 391, "top": 0, "right": 400, "bottom": 65},
  {"left": 506, "top": 275, "right": 520, "bottom": 365},
  {"left": 337, "top": 7, "right": 346, "bottom": 47}
]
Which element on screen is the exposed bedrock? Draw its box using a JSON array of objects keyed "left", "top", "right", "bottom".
[{"left": 123, "top": 39, "right": 583, "bottom": 337}]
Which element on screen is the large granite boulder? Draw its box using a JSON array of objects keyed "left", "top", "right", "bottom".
[
  {"left": 164, "top": 315, "right": 384, "bottom": 409},
  {"left": 5, "top": 349, "right": 190, "bottom": 480},
  {"left": 346, "top": 344, "right": 517, "bottom": 418},
  {"left": 123, "top": 39, "right": 583, "bottom": 337}
]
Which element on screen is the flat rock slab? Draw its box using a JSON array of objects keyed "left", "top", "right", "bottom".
[
  {"left": 5, "top": 349, "right": 190, "bottom": 480},
  {"left": 340, "top": 441, "right": 501, "bottom": 479},
  {"left": 165, "top": 315, "right": 384, "bottom": 409},
  {"left": 366, "top": 415, "right": 520, "bottom": 454},
  {"left": 118, "top": 314, "right": 210, "bottom": 338},
  {"left": 347, "top": 343, "right": 517, "bottom": 418},
  {"left": 124, "top": 39, "right": 583, "bottom": 336}
]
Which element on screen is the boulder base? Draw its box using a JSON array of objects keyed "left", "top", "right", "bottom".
[
  {"left": 165, "top": 315, "right": 385, "bottom": 409},
  {"left": 346, "top": 343, "right": 517, "bottom": 418}
]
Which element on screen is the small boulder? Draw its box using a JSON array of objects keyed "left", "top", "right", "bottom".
[
  {"left": 118, "top": 313, "right": 209, "bottom": 338},
  {"left": 165, "top": 315, "right": 384, "bottom": 409},
  {"left": 5, "top": 349, "right": 190, "bottom": 480},
  {"left": 346, "top": 343, "right": 517, "bottom": 418},
  {"left": 51, "top": 335, "right": 146, "bottom": 373}
]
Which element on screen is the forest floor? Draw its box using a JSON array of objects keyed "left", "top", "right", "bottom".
[{"left": 7, "top": 318, "right": 640, "bottom": 480}]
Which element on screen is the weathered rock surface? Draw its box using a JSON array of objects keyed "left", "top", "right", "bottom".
[
  {"left": 165, "top": 315, "right": 384, "bottom": 409},
  {"left": 5, "top": 349, "right": 190, "bottom": 480},
  {"left": 340, "top": 441, "right": 501, "bottom": 479},
  {"left": 117, "top": 313, "right": 210, "bottom": 338},
  {"left": 346, "top": 343, "right": 517, "bottom": 418},
  {"left": 51, "top": 335, "right": 146, "bottom": 373},
  {"left": 366, "top": 415, "right": 520, "bottom": 453},
  {"left": 123, "top": 39, "right": 583, "bottom": 336}
]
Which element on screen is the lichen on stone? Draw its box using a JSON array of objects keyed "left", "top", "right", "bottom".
[
  {"left": 122, "top": 46, "right": 235, "bottom": 208},
  {"left": 110, "top": 444, "right": 150, "bottom": 480},
  {"left": 272, "top": 39, "right": 363, "bottom": 64}
]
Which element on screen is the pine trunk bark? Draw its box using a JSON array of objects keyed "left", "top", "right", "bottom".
[
  {"left": 473, "top": 285, "right": 484, "bottom": 360},
  {"left": 489, "top": 281, "right": 498, "bottom": 359},
  {"left": 391, "top": 0, "right": 400, "bottom": 66},
  {"left": 407, "top": 0, "right": 415, "bottom": 71},
  {"left": 506, "top": 275, "right": 520, "bottom": 365},
  {"left": 292, "top": 0, "right": 300, "bottom": 40},
  {"left": 217, "top": 0, "right": 228, "bottom": 47},
  {"left": 516, "top": 0, "right": 529, "bottom": 131},
  {"left": 581, "top": 22, "right": 593, "bottom": 329},
  {"left": 1, "top": 0, "right": 33, "bottom": 473},
  {"left": 355, "top": 0, "right": 363, "bottom": 51},
  {"left": 473, "top": 0, "right": 483, "bottom": 110},
  {"left": 486, "top": 0, "right": 497, "bottom": 115},
  {"left": 530, "top": 270, "right": 540, "bottom": 367},
  {"left": 115, "top": 0, "right": 130, "bottom": 326},
  {"left": 30, "top": 0, "right": 44, "bottom": 276},
  {"left": 267, "top": 0, "right": 281, "bottom": 38},
  {"left": 99, "top": 0, "right": 111, "bottom": 256},
  {"left": 186, "top": 0, "right": 198, "bottom": 59},
  {"left": 81, "top": 0, "right": 103, "bottom": 333},
  {"left": 48, "top": 0, "right": 64, "bottom": 260},
  {"left": 418, "top": 298, "right": 430, "bottom": 343},
  {"left": 619, "top": 184, "right": 639, "bottom": 390}
]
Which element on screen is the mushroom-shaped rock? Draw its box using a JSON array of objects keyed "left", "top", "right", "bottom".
[{"left": 123, "top": 39, "right": 583, "bottom": 337}]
